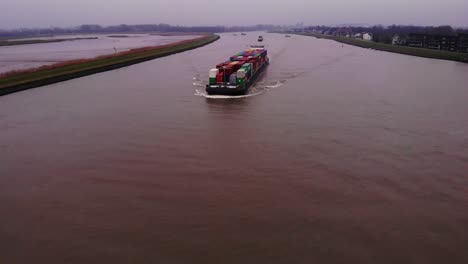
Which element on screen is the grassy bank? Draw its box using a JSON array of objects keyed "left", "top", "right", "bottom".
[
  {"left": 107, "top": 35, "right": 130, "bottom": 38},
  {"left": 293, "top": 32, "right": 468, "bottom": 63},
  {"left": 0, "top": 34, "right": 220, "bottom": 96},
  {"left": 0, "top": 37, "right": 98, "bottom": 46}
]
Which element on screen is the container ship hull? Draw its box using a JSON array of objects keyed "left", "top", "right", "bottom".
[{"left": 206, "top": 46, "right": 269, "bottom": 96}]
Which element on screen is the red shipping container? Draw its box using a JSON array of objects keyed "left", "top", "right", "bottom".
[
  {"left": 216, "top": 72, "right": 224, "bottom": 83},
  {"left": 217, "top": 60, "right": 234, "bottom": 68},
  {"left": 248, "top": 59, "right": 259, "bottom": 65},
  {"left": 221, "top": 67, "right": 234, "bottom": 77}
]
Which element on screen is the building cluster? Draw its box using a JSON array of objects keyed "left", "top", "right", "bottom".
[
  {"left": 400, "top": 33, "right": 468, "bottom": 52},
  {"left": 301, "top": 27, "right": 468, "bottom": 53},
  {"left": 305, "top": 28, "right": 374, "bottom": 41}
]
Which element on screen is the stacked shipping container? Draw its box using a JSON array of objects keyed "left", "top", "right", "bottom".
[{"left": 209, "top": 48, "right": 268, "bottom": 86}]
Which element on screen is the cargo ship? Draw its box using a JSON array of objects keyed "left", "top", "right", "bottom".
[{"left": 206, "top": 46, "right": 269, "bottom": 95}]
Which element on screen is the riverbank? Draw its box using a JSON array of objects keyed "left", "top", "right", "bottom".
[
  {"left": 0, "top": 34, "right": 220, "bottom": 96},
  {"left": 0, "top": 37, "right": 98, "bottom": 47},
  {"left": 292, "top": 32, "right": 468, "bottom": 63}
]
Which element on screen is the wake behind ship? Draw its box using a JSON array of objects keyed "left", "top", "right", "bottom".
[{"left": 206, "top": 46, "right": 269, "bottom": 96}]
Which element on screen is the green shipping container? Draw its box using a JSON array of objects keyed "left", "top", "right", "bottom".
[
  {"left": 241, "top": 65, "right": 251, "bottom": 71},
  {"left": 209, "top": 77, "right": 216, "bottom": 84},
  {"left": 240, "top": 67, "right": 249, "bottom": 72},
  {"left": 240, "top": 66, "right": 252, "bottom": 77},
  {"left": 237, "top": 78, "right": 245, "bottom": 86}
]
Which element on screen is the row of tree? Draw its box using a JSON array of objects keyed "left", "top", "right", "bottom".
[
  {"left": 0, "top": 24, "right": 282, "bottom": 38},
  {"left": 308, "top": 25, "right": 468, "bottom": 44}
]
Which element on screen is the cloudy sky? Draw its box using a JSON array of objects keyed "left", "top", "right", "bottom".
[{"left": 2, "top": 0, "right": 468, "bottom": 29}]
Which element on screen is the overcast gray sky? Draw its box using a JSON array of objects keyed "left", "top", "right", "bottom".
[{"left": 2, "top": 0, "right": 468, "bottom": 29}]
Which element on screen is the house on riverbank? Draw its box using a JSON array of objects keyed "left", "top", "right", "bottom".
[
  {"left": 406, "top": 33, "right": 460, "bottom": 52},
  {"left": 392, "top": 34, "right": 402, "bottom": 45},
  {"left": 406, "top": 33, "right": 425, "bottom": 48},
  {"left": 363, "top": 33, "right": 373, "bottom": 41},
  {"left": 459, "top": 34, "right": 468, "bottom": 53}
]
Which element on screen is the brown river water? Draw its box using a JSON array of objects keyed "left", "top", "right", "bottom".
[{"left": 1, "top": 32, "right": 468, "bottom": 264}]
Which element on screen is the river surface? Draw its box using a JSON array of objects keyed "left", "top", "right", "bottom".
[
  {"left": 1, "top": 32, "right": 468, "bottom": 264},
  {"left": 0, "top": 34, "right": 199, "bottom": 73}
]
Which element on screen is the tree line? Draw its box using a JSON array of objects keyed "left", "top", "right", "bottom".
[{"left": 0, "top": 24, "right": 282, "bottom": 38}]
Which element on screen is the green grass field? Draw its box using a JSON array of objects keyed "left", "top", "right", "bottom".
[
  {"left": 0, "top": 34, "right": 220, "bottom": 96},
  {"left": 293, "top": 32, "right": 468, "bottom": 63}
]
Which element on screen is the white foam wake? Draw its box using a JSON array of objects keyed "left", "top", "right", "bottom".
[
  {"left": 256, "top": 80, "right": 286, "bottom": 89},
  {"left": 263, "top": 81, "right": 285, "bottom": 88},
  {"left": 194, "top": 89, "right": 264, "bottom": 99},
  {"left": 192, "top": 72, "right": 285, "bottom": 99},
  {"left": 192, "top": 82, "right": 204, "bottom": 87}
]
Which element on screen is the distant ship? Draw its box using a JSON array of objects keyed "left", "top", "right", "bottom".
[
  {"left": 206, "top": 46, "right": 269, "bottom": 96},
  {"left": 241, "top": 33, "right": 247, "bottom": 35},
  {"left": 258, "top": 35, "right": 264, "bottom": 42},
  {"left": 285, "top": 34, "right": 291, "bottom": 38}
]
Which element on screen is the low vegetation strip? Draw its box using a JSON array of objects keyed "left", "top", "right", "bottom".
[
  {"left": 0, "top": 37, "right": 98, "bottom": 46},
  {"left": 0, "top": 34, "right": 220, "bottom": 96},
  {"left": 295, "top": 32, "right": 468, "bottom": 63}
]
